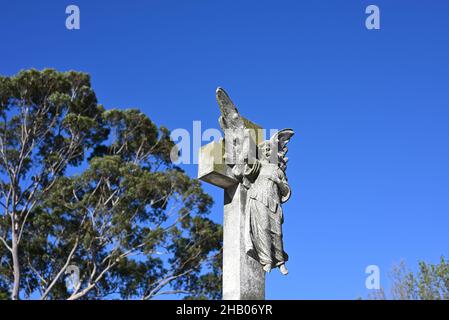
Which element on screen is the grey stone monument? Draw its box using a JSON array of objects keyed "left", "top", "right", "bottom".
[{"left": 198, "top": 88, "right": 294, "bottom": 300}]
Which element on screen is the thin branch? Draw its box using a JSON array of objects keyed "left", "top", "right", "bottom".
[
  {"left": 0, "top": 235, "right": 12, "bottom": 252},
  {"left": 143, "top": 268, "right": 194, "bottom": 300},
  {"left": 40, "top": 234, "right": 81, "bottom": 300}
]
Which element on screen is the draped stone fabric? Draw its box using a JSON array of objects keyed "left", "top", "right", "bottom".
[{"left": 244, "top": 161, "right": 290, "bottom": 268}]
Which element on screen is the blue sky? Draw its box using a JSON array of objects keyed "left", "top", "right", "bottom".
[{"left": 1, "top": 0, "right": 449, "bottom": 299}]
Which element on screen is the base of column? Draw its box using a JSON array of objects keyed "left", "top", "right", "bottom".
[{"left": 222, "top": 184, "right": 265, "bottom": 300}]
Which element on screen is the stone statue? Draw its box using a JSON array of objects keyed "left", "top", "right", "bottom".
[
  {"left": 216, "top": 87, "right": 294, "bottom": 275},
  {"left": 243, "top": 130, "right": 293, "bottom": 275}
]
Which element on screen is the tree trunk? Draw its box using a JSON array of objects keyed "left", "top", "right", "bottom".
[{"left": 11, "top": 227, "right": 20, "bottom": 300}]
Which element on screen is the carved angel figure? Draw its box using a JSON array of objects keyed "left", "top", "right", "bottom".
[
  {"left": 216, "top": 87, "right": 294, "bottom": 275},
  {"left": 243, "top": 129, "right": 294, "bottom": 275}
]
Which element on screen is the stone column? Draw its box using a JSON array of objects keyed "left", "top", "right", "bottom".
[
  {"left": 198, "top": 87, "right": 266, "bottom": 300},
  {"left": 198, "top": 139, "right": 265, "bottom": 300},
  {"left": 223, "top": 183, "right": 265, "bottom": 300}
]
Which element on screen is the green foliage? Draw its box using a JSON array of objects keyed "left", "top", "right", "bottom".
[
  {"left": 0, "top": 69, "right": 222, "bottom": 300},
  {"left": 368, "top": 257, "right": 449, "bottom": 300},
  {"left": 390, "top": 257, "right": 449, "bottom": 300}
]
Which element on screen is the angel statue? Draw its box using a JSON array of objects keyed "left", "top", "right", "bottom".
[
  {"left": 216, "top": 87, "right": 294, "bottom": 275},
  {"left": 243, "top": 130, "right": 294, "bottom": 275}
]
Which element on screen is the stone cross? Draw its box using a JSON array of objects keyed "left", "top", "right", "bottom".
[{"left": 198, "top": 88, "right": 266, "bottom": 300}]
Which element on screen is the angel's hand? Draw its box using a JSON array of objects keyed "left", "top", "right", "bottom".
[
  {"left": 269, "top": 174, "right": 281, "bottom": 185},
  {"left": 232, "top": 164, "right": 244, "bottom": 180}
]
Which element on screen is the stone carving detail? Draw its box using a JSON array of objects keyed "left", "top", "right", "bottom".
[{"left": 216, "top": 88, "right": 294, "bottom": 275}]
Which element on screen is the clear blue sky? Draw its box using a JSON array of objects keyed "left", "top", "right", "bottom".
[{"left": 1, "top": 0, "right": 448, "bottom": 299}]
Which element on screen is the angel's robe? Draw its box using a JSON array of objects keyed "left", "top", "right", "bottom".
[{"left": 244, "top": 161, "right": 290, "bottom": 267}]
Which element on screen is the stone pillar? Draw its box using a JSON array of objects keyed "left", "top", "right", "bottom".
[
  {"left": 198, "top": 87, "right": 267, "bottom": 300},
  {"left": 223, "top": 183, "right": 265, "bottom": 300}
]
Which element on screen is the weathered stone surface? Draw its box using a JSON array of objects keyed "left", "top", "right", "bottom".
[
  {"left": 223, "top": 184, "right": 265, "bottom": 300},
  {"left": 198, "top": 139, "right": 237, "bottom": 189},
  {"left": 198, "top": 87, "right": 294, "bottom": 300},
  {"left": 242, "top": 129, "right": 294, "bottom": 276}
]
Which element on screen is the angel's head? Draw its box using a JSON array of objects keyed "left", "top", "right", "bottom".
[{"left": 257, "top": 140, "right": 273, "bottom": 163}]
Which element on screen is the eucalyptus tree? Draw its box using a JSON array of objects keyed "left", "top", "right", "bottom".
[{"left": 0, "top": 69, "right": 221, "bottom": 300}]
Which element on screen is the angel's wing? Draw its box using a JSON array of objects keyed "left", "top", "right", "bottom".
[
  {"left": 216, "top": 87, "right": 244, "bottom": 131},
  {"left": 270, "top": 128, "right": 294, "bottom": 171},
  {"left": 216, "top": 88, "right": 247, "bottom": 168}
]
